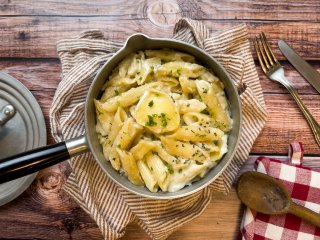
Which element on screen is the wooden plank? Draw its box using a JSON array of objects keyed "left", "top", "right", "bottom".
[
  {"left": 0, "top": 16, "right": 319, "bottom": 59},
  {"left": 0, "top": 163, "right": 102, "bottom": 239},
  {"left": 0, "top": 0, "right": 145, "bottom": 17},
  {"left": 197, "top": 0, "right": 320, "bottom": 21},
  {"left": 1, "top": 0, "right": 319, "bottom": 22},
  {"left": 1, "top": 59, "right": 320, "bottom": 154},
  {"left": 252, "top": 93, "right": 320, "bottom": 155},
  {"left": 0, "top": 59, "right": 60, "bottom": 90},
  {"left": 124, "top": 188, "right": 243, "bottom": 239}
]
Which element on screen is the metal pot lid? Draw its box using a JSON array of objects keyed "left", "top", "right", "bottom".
[{"left": 0, "top": 71, "right": 47, "bottom": 206}]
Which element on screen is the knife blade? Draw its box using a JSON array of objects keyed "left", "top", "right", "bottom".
[{"left": 278, "top": 40, "right": 320, "bottom": 94}]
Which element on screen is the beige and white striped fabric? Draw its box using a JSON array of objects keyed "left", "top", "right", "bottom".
[{"left": 50, "top": 18, "right": 268, "bottom": 239}]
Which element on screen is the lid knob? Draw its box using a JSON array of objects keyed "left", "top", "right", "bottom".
[{"left": 0, "top": 104, "right": 16, "bottom": 127}]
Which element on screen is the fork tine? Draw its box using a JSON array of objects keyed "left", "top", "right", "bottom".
[
  {"left": 261, "top": 32, "right": 278, "bottom": 64},
  {"left": 256, "top": 36, "right": 270, "bottom": 69},
  {"left": 260, "top": 32, "right": 274, "bottom": 66},
  {"left": 254, "top": 37, "right": 267, "bottom": 74}
]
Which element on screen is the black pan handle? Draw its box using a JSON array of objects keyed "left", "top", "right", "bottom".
[{"left": 0, "top": 135, "right": 88, "bottom": 184}]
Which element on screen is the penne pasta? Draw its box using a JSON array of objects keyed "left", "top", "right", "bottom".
[
  {"left": 179, "top": 76, "right": 197, "bottom": 96},
  {"left": 177, "top": 99, "right": 207, "bottom": 114},
  {"left": 99, "top": 82, "right": 160, "bottom": 112},
  {"left": 160, "top": 137, "right": 209, "bottom": 163},
  {"left": 146, "top": 153, "right": 169, "bottom": 191},
  {"left": 108, "top": 117, "right": 143, "bottom": 170},
  {"left": 130, "top": 139, "right": 156, "bottom": 160},
  {"left": 95, "top": 49, "right": 232, "bottom": 193},
  {"left": 117, "top": 149, "right": 144, "bottom": 185},
  {"left": 155, "top": 61, "right": 206, "bottom": 78},
  {"left": 166, "top": 123, "right": 224, "bottom": 142},
  {"left": 102, "top": 107, "right": 127, "bottom": 169},
  {"left": 195, "top": 80, "right": 232, "bottom": 132},
  {"left": 137, "top": 160, "right": 158, "bottom": 192},
  {"left": 182, "top": 112, "right": 213, "bottom": 127}
]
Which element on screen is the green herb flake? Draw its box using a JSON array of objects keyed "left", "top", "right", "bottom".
[
  {"left": 196, "top": 134, "right": 206, "bottom": 138},
  {"left": 146, "top": 115, "right": 157, "bottom": 126},
  {"left": 159, "top": 112, "right": 169, "bottom": 127},
  {"left": 114, "top": 89, "right": 120, "bottom": 96},
  {"left": 150, "top": 133, "right": 156, "bottom": 141},
  {"left": 178, "top": 169, "right": 182, "bottom": 174},
  {"left": 148, "top": 100, "right": 154, "bottom": 107},
  {"left": 166, "top": 163, "right": 174, "bottom": 174},
  {"left": 200, "top": 108, "right": 210, "bottom": 115}
]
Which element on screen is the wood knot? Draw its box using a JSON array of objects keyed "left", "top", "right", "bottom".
[
  {"left": 32, "top": 18, "right": 40, "bottom": 25},
  {"left": 62, "top": 218, "right": 77, "bottom": 234},
  {"left": 39, "top": 172, "right": 62, "bottom": 191},
  {"left": 147, "top": 0, "right": 182, "bottom": 27},
  {"left": 18, "top": 31, "right": 30, "bottom": 41}
]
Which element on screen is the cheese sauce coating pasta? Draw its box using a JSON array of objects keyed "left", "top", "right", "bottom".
[{"left": 95, "top": 49, "right": 232, "bottom": 192}]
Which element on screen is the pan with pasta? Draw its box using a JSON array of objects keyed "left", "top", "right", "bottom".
[
  {"left": 94, "top": 49, "right": 232, "bottom": 193},
  {"left": 0, "top": 34, "right": 241, "bottom": 199}
]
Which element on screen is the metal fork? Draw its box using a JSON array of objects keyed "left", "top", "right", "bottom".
[{"left": 254, "top": 32, "right": 320, "bottom": 147}]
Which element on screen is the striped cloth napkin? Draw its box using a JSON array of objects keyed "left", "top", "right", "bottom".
[
  {"left": 50, "top": 18, "right": 267, "bottom": 239},
  {"left": 240, "top": 142, "right": 320, "bottom": 240}
]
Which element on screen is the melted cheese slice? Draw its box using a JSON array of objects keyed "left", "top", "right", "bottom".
[{"left": 134, "top": 89, "right": 180, "bottom": 134}]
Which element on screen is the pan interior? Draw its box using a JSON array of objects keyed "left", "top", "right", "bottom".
[{"left": 86, "top": 34, "right": 242, "bottom": 199}]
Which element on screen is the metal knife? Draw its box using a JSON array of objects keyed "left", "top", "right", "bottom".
[{"left": 278, "top": 40, "right": 320, "bottom": 94}]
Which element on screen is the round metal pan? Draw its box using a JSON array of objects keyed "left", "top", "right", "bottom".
[{"left": 0, "top": 34, "right": 242, "bottom": 199}]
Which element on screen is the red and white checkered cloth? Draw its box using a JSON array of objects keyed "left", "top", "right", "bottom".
[{"left": 240, "top": 142, "right": 320, "bottom": 240}]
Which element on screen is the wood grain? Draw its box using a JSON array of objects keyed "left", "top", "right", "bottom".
[
  {"left": 0, "top": 0, "right": 319, "bottom": 239},
  {"left": 1, "top": 0, "right": 319, "bottom": 22},
  {"left": 0, "top": 161, "right": 101, "bottom": 239},
  {"left": 0, "top": 17, "right": 319, "bottom": 59},
  {"left": 124, "top": 188, "right": 243, "bottom": 240},
  {"left": 252, "top": 94, "right": 320, "bottom": 155}
]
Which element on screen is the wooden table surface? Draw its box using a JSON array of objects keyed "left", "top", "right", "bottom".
[{"left": 0, "top": 0, "right": 319, "bottom": 239}]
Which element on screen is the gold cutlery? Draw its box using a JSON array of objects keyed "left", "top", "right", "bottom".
[{"left": 254, "top": 32, "right": 320, "bottom": 147}]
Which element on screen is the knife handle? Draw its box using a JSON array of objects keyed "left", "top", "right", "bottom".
[{"left": 281, "top": 78, "right": 320, "bottom": 147}]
